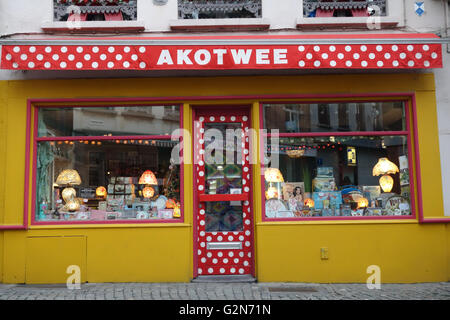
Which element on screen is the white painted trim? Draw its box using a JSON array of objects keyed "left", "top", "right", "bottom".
[
  {"left": 169, "top": 18, "right": 270, "bottom": 28},
  {"left": 296, "top": 16, "right": 401, "bottom": 29},
  {"left": 41, "top": 20, "right": 146, "bottom": 31}
]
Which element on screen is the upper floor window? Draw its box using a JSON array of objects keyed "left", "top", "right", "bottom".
[
  {"left": 54, "top": 0, "right": 137, "bottom": 22},
  {"left": 303, "top": 0, "right": 387, "bottom": 18},
  {"left": 178, "top": 0, "right": 262, "bottom": 19}
]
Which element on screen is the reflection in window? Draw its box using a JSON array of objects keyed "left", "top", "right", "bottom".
[
  {"left": 38, "top": 105, "right": 180, "bottom": 137},
  {"left": 54, "top": 0, "right": 137, "bottom": 22},
  {"left": 303, "top": 0, "right": 387, "bottom": 18},
  {"left": 264, "top": 102, "right": 405, "bottom": 133},
  {"left": 264, "top": 135, "right": 411, "bottom": 218}
]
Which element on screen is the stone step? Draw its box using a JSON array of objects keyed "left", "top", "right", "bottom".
[{"left": 192, "top": 275, "right": 257, "bottom": 283}]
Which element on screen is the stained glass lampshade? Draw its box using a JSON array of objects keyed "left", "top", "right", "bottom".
[
  {"left": 264, "top": 168, "right": 284, "bottom": 183},
  {"left": 372, "top": 158, "right": 399, "bottom": 176},
  {"left": 56, "top": 169, "right": 81, "bottom": 186},
  {"left": 139, "top": 170, "right": 158, "bottom": 185}
]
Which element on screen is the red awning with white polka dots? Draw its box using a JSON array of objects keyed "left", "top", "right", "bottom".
[{"left": 0, "top": 34, "right": 443, "bottom": 71}]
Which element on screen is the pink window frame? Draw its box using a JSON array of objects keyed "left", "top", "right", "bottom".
[
  {"left": 28, "top": 100, "right": 185, "bottom": 226},
  {"left": 259, "top": 95, "right": 418, "bottom": 222}
]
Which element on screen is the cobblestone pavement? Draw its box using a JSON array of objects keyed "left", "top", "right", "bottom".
[{"left": 0, "top": 282, "right": 449, "bottom": 300}]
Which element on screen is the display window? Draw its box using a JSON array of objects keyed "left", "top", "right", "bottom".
[
  {"left": 33, "top": 105, "right": 183, "bottom": 224},
  {"left": 261, "top": 100, "right": 415, "bottom": 220}
]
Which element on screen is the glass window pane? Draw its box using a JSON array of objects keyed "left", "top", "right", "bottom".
[
  {"left": 35, "top": 139, "right": 181, "bottom": 222},
  {"left": 264, "top": 135, "right": 411, "bottom": 218},
  {"left": 204, "top": 122, "right": 243, "bottom": 195},
  {"left": 38, "top": 105, "right": 180, "bottom": 137},
  {"left": 263, "top": 102, "right": 405, "bottom": 133},
  {"left": 205, "top": 201, "right": 243, "bottom": 232}
]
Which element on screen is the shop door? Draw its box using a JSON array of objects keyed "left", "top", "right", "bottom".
[{"left": 194, "top": 107, "right": 254, "bottom": 277}]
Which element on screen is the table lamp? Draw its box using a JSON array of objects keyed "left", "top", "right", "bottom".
[
  {"left": 372, "top": 158, "right": 399, "bottom": 193},
  {"left": 264, "top": 168, "right": 284, "bottom": 200},
  {"left": 139, "top": 170, "right": 157, "bottom": 199},
  {"left": 55, "top": 169, "right": 81, "bottom": 211}
]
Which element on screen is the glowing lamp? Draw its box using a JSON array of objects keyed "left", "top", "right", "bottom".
[
  {"left": 304, "top": 198, "right": 315, "bottom": 209},
  {"left": 96, "top": 186, "right": 107, "bottom": 199},
  {"left": 264, "top": 168, "right": 284, "bottom": 183},
  {"left": 286, "top": 149, "right": 305, "bottom": 159},
  {"left": 56, "top": 169, "right": 81, "bottom": 210},
  {"left": 357, "top": 197, "right": 369, "bottom": 209},
  {"left": 139, "top": 170, "right": 158, "bottom": 185},
  {"left": 379, "top": 175, "right": 394, "bottom": 193},
  {"left": 61, "top": 187, "right": 77, "bottom": 203},
  {"left": 373, "top": 158, "right": 399, "bottom": 193},
  {"left": 66, "top": 199, "right": 80, "bottom": 212},
  {"left": 265, "top": 186, "right": 279, "bottom": 200},
  {"left": 142, "top": 186, "right": 155, "bottom": 199}
]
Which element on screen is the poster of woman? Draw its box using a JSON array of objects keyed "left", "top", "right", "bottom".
[{"left": 282, "top": 182, "right": 305, "bottom": 212}]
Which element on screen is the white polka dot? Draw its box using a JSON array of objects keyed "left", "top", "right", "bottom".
[
  {"left": 377, "top": 61, "right": 384, "bottom": 67},
  {"left": 220, "top": 268, "right": 225, "bottom": 274},
  {"left": 314, "top": 46, "right": 320, "bottom": 52},
  {"left": 360, "top": 45, "right": 367, "bottom": 52},
  {"left": 208, "top": 268, "right": 213, "bottom": 274},
  {"left": 6, "top": 54, "right": 12, "bottom": 60},
  {"left": 218, "top": 252, "right": 223, "bottom": 257},
  {"left": 329, "top": 45, "right": 336, "bottom": 52},
  {"left": 244, "top": 261, "right": 249, "bottom": 266},
  {"left": 12, "top": 63, "right": 18, "bottom": 68},
  {"left": 44, "top": 62, "right": 51, "bottom": 68},
  {"left": 245, "top": 241, "right": 250, "bottom": 247},
  {"left": 139, "top": 62, "right": 146, "bottom": 69},
  {"left": 91, "top": 61, "right": 98, "bottom": 68},
  {"left": 407, "top": 45, "right": 414, "bottom": 52},
  {"left": 230, "top": 268, "right": 236, "bottom": 273},
  {"left": 220, "top": 116, "right": 225, "bottom": 121},
  {"left": 244, "top": 187, "right": 249, "bottom": 192},
  {"left": 306, "top": 53, "right": 313, "bottom": 60},
  {"left": 408, "top": 60, "right": 415, "bottom": 67},
  {"left": 108, "top": 47, "right": 115, "bottom": 53},
  {"left": 424, "top": 61, "right": 430, "bottom": 67},
  {"left": 298, "top": 46, "right": 305, "bottom": 52},
  {"left": 422, "top": 45, "right": 430, "bottom": 51},
  {"left": 200, "top": 241, "right": 205, "bottom": 247},
  {"left": 29, "top": 46, "right": 36, "bottom": 53},
  {"left": 228, "top": 252, "right": 234, "bottom": 257},
  {"left": 206, "top": 236, "right": 212, "bottom": 241},
  {"left": 92, "top": 47, "right": 99, "bottom": 53},
  {"left": 231, "top": 116, "right": 236, "bottom": 121},
  {"left": 298, "top": 60, "right": 305, "bottom": 67},
  {"left": 391, "top": 45, "right": 398, "bottom": 52},
  {"left": 321, "top": 53, "right": 329, "bottom": 60},
  {"left": 248, "top": 252, "right": 252, "bottom": 257},
  {"left": 60, "top": 46, "right": 67, "bottom": 53},
  {"left": 198, "top": 268, "right": 203, "bottom": 274},
  {"left": 345, "top": 61, "right": 352, "bottom": 67},
  {"left": 200, "top": 231, "right": 205, "bottom": 236},
  {"left": 392, "top": 60, "right": 399, "bottom": 67},
  {"left": 198, "top": 249, "right": 202, "bottom": 255},
  {"left": 234, "top": 258, "right": 239, "bottom": 263},
  {"left": 212, "top": 258, "right": 218, "bottom": 264},
  {"left": 198, "top": 185, "right": 204, "bottom": 191},
  {"left": 338, "top": 53, "right": 344, "bottom": 60},
  {"left": 200, "top": 220, "right": 205, "bottom": 226},
  {"left": 45, "top": 47, "right": 52, "bottom": 53},
  {"left": 242, "top": 116, "right": 248, "bottom": 121},
  {"left": 84, "top": 54, "right": 91, "bottom": 61},
  {"left": 20, "top": 54, "right": 27, "bottom": 61},
  {"left": 139, "top": 47, "right": 146, "bottom": 53},
  {"left": 228, "top": 236, "right": 233, "bottom": 241},
  {"left": 415, "top": 53, "right": 422, "bottom": 59},
  {"left": 123, "top": 61, "right": 130, "bottom": 68},
  {"left": 223, "top": 258, "right": 229, "bottom": 264},
  {"left": 131, "top": 54, "right": 138, "bottom": 61},
  {"left": 209, "top": 116, "right": 215, "bottom": 121},
  {"left": 245, "top": 219, "right": 251, "bottom": 225},
  {"left": 107, "top": 62, "right": 114, "bottom": 68},
  {"left": 239, "top": 252, "right": 244, "bottom": 257},
  {"left": 76, "top": 47, "right": 83, "bottom": 53},
  {"left": 76, "top": 62, "right": 82, "bottom": 69},
  {"left": 28, "top": 62, "right": 35, "bottom": 68},
  {"left": 201, "top": 257, "right": 206, "bottom": 263},
  {"left": 330, "top": 60, "right": 337, "bottom": 67},
  {"left": 217, "top": 236, "right": 223, "bottom": 241},
  {"left": 376, "top": 45, "right": 383, "bottom": 52},
  {"left": 59, "top": 61, "right": 66, "bottom": 68},
  {"left": 199, "top": 171, "right": 204, "bottom": 177},
  {"left": 199, "top": 160, "right": 204, "bottom": 166},
  {"left": 353, "top": 53, "right": 360, "bottom": 60},
  {"left": 100, "top": 54, "right": 107, "bottom": 61},
  {"left": 239, "top": 268, "right": 244, "bottom": 274},
  {"left": 52, "top": 54, "right": 59, "bottom": 61},
  {"left": 239, "top": 236, "right": 244, "bottom": 241},
  {"left": 116, "top": 54, "right": 123, "bottom": 61},
  {"left": 384, "top": 53, "right": 391, "bottom": 59},
  {"left": 68, "top": 54, "right": 75, "bottom": 61},
  {"left": 369, "top": 53, "right": 376, "bottom": 60},
  {"left": 345, "top": 45, "right": 352, "bottom": 52},
  {"left": 431, "top": 52, "right": 438, "bottom": 59},
  {"left": 400, "top": 53, "right": 407, "bottom": 59},
  {"left": 13, "top": 47, "right": 20, "bottom": 53}
]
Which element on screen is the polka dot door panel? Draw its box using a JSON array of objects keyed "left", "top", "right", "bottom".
[{"left": 194, "top": 111, "right": 253, "bottom": 276}]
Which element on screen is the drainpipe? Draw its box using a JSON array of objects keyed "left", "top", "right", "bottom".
[{"left": 444, "top": 0, "right": 450, "bottom": 52}]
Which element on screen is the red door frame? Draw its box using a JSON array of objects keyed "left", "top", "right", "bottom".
[{"left": 192, "top": 105, "right": 255, "bottom": 278}]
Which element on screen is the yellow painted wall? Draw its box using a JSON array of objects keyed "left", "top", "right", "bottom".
[{"left": 0, "top": 74, "right": 449, "bottom": 283}]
